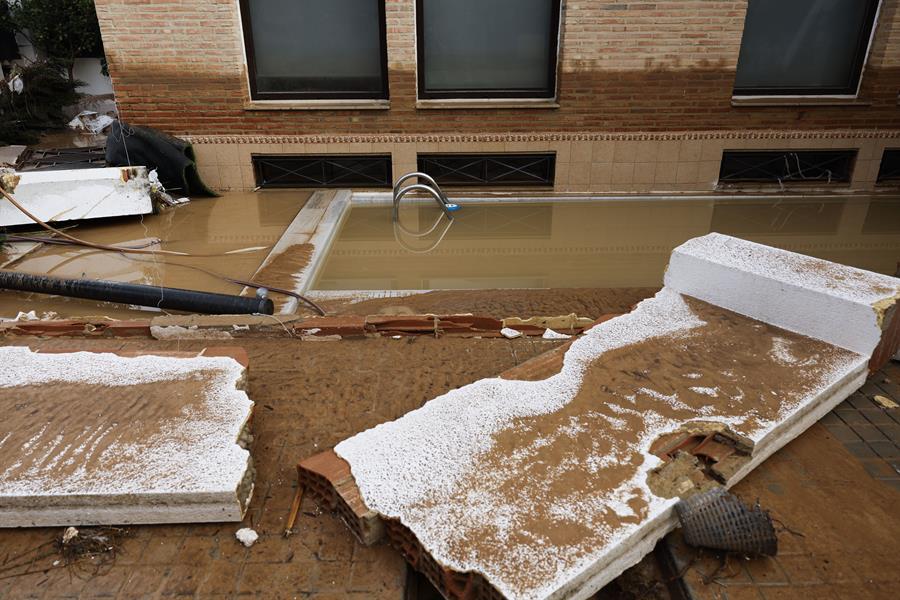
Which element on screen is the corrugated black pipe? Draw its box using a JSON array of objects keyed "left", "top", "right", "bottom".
[{"left": 0, "top": 271, "right": 274, "bottom": 315}]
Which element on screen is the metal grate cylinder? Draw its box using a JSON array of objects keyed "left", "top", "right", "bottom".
[{"left": 675, "top": 487, "right": 778, "bottom": 556}]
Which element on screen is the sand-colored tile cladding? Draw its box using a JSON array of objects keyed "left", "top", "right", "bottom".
[
  {"left": 0, "top": 348, "right": 254, "bottom": 527},
  {"left": 334, "top": 235, "right": 900, "bottom": 600}
]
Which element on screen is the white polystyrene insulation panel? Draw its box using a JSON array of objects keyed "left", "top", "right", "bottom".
[
  {"left": 0, "top": 347, "right": 252, "bottom": 498},
  {"left": 1, "top": 167, "right": 153, "bottom": 227},
  {"left": 664, "top": 233, "right": 900, "bottom": 356},
  {"left": 336, "top": 288, "right": 867, "bottom": 600}
]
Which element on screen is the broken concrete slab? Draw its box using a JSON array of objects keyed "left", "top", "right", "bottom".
[
  {"left": 0, "top": 166, "right": 153, "bottom": 227},
  {"left": 324, "top": 234, "right": 899, "bottom": 600},
  {"left": 0, "top": 346, "right": 254, "bottom": 527}
]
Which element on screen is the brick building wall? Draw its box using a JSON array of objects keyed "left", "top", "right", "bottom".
[{"left": 94, "top": 0, "right": 900, "bottom": 192}]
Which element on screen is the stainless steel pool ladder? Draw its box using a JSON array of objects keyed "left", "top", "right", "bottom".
[{"left": 392, "top": 172, "right": 460, "bottom": 221}]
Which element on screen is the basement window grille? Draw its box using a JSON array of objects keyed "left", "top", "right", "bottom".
[
  {"left": 718, "top": 150, "right": 856, "bottom": 186},
  {"left": 417, "top": 153, "right": 555, "bottom": 187},
  {"left": 16, "top": 146, "right": 107, "bottom": 171},
  {"left": 252, "top": 155, "right": 392, "bottom": 188},
  {"left": 876, "top": 149, "right": 900, "bottom": 184}
]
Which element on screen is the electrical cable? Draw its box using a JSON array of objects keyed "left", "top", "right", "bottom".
[
  {"left": 0, "top": 185, "right": 189, "bottom": 256},
  {"left": 119, "top": 253, "right": 327, "bottom": 316}
]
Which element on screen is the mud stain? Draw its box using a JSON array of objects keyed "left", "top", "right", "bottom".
[
  {"left": 0, "top": 374, "right": 219, "bottom": 493},
  {"left": 251, "top": 243, "right": 313, "bottom": 292}
]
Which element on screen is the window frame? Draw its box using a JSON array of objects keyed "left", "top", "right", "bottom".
[
  {"left": 239, "top": 0, "right": 390, "bottom": 101},
  {"left": 732, "top": 0, "right": 882, "bottom": 98},
  {"left": 414, "top": 0, "right": 562, "bottom": 100}
]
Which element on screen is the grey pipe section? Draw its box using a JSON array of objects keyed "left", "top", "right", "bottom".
[{"left": 0, "top": 271, "right": 274, "bottom": 315}]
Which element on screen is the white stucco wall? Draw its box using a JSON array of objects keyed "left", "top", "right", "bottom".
[{"left": 5, "top": 26, "right": 112, "bottom": 96}]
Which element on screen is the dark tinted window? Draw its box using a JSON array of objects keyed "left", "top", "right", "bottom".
[
  {"left": 417, "top": 0, "right": 560, "bottom": 98},
  {"left": 876, "top": 149, "right": 900, "bottom": 184},
  {"left": 734, "top": 0, "right": 879, "bottom": 95},
  {"left": 241, "top": 0, "right": 388, "bottom": 99}
]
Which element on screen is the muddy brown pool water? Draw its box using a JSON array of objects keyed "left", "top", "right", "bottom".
[
  {"left": 0, "top": 190, "right": 311, "bottom": 318},
  {"left": 313, "top": 196, "right": 900, "bottom": 290},
  {"left": 2, "top": 193, "right": 898, "bottom": 318}
]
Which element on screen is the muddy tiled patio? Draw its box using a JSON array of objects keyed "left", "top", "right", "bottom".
[
  {"left": 0, "top": 333, "right": 897, "bottom": 600},
  {"left": 0, "top": 336, "right": 556, "bottom": 599}
]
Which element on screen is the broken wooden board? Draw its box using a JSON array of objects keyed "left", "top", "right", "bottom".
[
  {"left": 0, "top": 166, "right": 153, "bottom": 227},
  {"left": 0, "top": 347, "right": 254, "bottom": 527},
  {"left": 327, "top": 234, "right": 900, "bottom": 600}
]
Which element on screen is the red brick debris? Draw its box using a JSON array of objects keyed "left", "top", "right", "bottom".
[{"left": 0, "top": 314, "right": 591, "bottom": 339}]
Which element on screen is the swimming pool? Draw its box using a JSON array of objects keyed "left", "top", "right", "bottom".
[{"left": 307, "top": 195, "right": 900, "bottom": 293}]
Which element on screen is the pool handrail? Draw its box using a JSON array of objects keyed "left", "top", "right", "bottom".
[{"left": 392, "top": 172, "right": 459, "bottom": 220}]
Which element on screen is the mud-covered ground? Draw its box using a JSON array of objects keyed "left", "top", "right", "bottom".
[
  {"left": 320, "top": 287, "right": 658, "bottom": 319},
  {"left": 0, "top": 334, "right": 897, "bottom": 600}
]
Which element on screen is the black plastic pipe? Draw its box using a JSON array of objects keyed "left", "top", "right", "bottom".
[{"left": 0, "top": 271, "right": 274, "bottom": 315}]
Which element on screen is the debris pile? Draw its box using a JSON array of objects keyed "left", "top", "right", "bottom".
[{"left": 55, "top": 526, "right": 130, "bottom": 578}]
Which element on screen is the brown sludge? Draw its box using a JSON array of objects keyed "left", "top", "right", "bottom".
[
  {"left": 251, "top": 243, "right": 314, "bottom": 292},
  {"left": 0, "top": 335, "right": 557, "bottom": 598},
  {"left": 0, "top": 374, "right": 222, "bottom": 491}
]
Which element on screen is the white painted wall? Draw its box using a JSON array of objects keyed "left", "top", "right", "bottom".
[
  {"left": 70, "top": 56, "right": 111, "bottom": 95},
  {"left": 3, "top": 13, "right": 112, "bottom": 96}
]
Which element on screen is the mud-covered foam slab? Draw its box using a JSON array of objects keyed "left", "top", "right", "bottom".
[
  {"left": 0, "top": 347, "right": 254, "bottom": 527},
  {"left": 665, "top": 232, "right": 900, "bottom": 356}
]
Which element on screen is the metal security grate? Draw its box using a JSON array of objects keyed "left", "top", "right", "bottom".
[
  {"left": 417, "top": 153, "right": 555, "bottom": 187},
  {"left": 719, "top": 150, "right": 856, "bottom": 185},
  {"left": 17, "top": 146, "right": 107, "bottom": 171},
  {"left": 252, "top": 154, "right": 392, "bottom": 188},
  {"left": 877, "top": 149, "right": 900, "bottom": 184}
]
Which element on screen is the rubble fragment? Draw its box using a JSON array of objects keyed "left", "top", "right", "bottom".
[
  {"left": 542, "top": 328, "right": 572, "bottom": 340},
  {"left": 235, "top": 527, "right": 259, "bottom": 547},
  {"left": 873, "top": 394, "right": 898, "bottom": 409}
]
